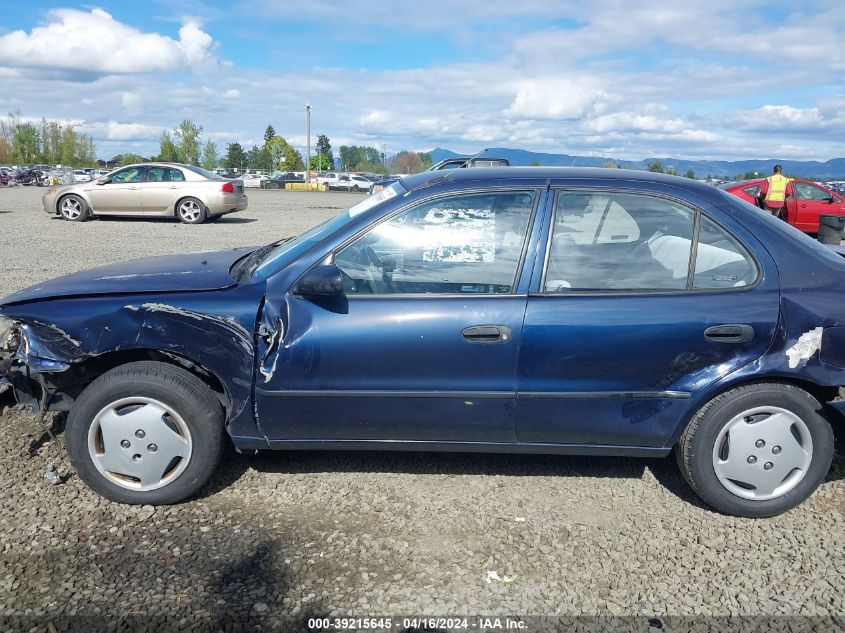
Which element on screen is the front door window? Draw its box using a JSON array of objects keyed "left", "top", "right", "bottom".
[
  {"left": 794, "top": 182, "right": 831, "bottom": 201},
  {"left": 110, "top": 167, "right": 145, "bottom": 183},
  {"left": 335, "top": 191, "right": 536, "bottom": 295}
]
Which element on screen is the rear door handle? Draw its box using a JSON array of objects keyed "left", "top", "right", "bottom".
[
  {"left": 704, "top": 324, "right": 754, "bottom": 344},
  {"left": 462, "top": 325, "right": 511, "bottom": 344}
]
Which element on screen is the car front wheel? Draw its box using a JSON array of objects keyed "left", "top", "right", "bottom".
[
  {"left": 676, "top": 382, "right": 834, "bottom": 517},
  {"left": 176, "top": 197, "right": 207, "bottom": 224},
  {"left": 66, "top": 361, "right": 225, "bottom": 505},
  {"left": 59, "top": 194, "right": 89, "bottom": 221}
]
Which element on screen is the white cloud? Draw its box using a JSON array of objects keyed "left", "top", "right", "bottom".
[
  {"left": 2, "top": 2, "right": 843, "bottom": 163},
  {"left": 0, "top": 9, "right": 221, "bottom": 75},
  {"left": 504, "top": 77, "right": 604, "bottom": 120},
  {"left": 731, "top": 105, "right": 826, "bottom": 131},
  {"left": 462, "top": 125, "right": 504, "bottom": 143},
  {"left": 121, "top": 92, "right": 142, "bottom": 111},
  {"left": 79, "top": 122, "right": 165, "bottom": 142}
]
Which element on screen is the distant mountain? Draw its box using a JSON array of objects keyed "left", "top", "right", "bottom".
[{"left": 427, "top": 147, "right": 845, "bottom": 180}]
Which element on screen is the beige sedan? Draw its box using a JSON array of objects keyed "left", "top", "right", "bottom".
[{"left": 42, "top": 163, "right": 248, "bottom": 224}]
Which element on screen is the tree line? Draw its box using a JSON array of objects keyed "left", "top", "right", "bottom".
[
  {"left": 0, "top": 112, "right": 96, "bottom": 167},
  {"left": 219, "top": 125, "right": 309, "bottom": 173}
]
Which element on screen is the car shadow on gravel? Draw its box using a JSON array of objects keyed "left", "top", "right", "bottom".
[
  {"left": 242, "top": 448, "right": 651, "bottom": 480},
  {"left": 204, "top": 443, "right": 845, "bottom": 511},
  {"left": 210, "top": 217, "right": 259, "bottom": 224},
  {"left": 86, "top": 216, "right": 258, "bottom": 225}
]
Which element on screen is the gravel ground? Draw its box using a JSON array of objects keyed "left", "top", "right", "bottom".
[{"left": 0, "top": 186, "right": 843, "bottom": 630}]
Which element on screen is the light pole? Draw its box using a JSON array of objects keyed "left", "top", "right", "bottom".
[{"left": 305, "top": 104, "right": 312, "bottom": 185}]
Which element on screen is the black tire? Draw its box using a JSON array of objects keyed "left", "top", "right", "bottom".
[
  {"left": 66, "top": 361, "right": 225, "bottom": 505},
  {"left": 352, "top": 185, "right": 360, "bottom": 192},
  {"left": 58, "top": 194, "right": 89, "bottom": 222},
  {"left": 176, "top": 197, "right": 207, "bottom": 224},
  {"left": 676, "top": 382, "right": 834, "bottom": 517},
  {"left": 266, "top": 181, "right": 279, "bottom": 190}
]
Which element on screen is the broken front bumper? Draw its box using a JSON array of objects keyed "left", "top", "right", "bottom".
[{"left": 0, "top": 320, "right": 70, "bottom": 411}]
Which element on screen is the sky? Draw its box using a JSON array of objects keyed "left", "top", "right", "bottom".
[{"left": 0, "top": 1, "right": 843, "bottom": 162}]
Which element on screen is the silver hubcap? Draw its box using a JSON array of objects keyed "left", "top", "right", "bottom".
[
  {"left": 179, "top": 200, "right": 202, "bottom": 222},
  {"left": 87, "top": 397, "right": 193, "bottom": 491},
  {"left": 60, "top": 197, "right": 82, "bottom": 219},
  {"left": 712, "top": 406, "right": 813, "bottom": 501}
]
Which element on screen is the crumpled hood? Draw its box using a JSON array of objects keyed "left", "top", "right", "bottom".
[{"left": 0, "top": 247, "right": 253, "bottom": 306}]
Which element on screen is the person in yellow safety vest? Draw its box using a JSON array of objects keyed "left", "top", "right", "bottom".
[{"left": 756, "top": 164, "right": 794, "bottom": 220}]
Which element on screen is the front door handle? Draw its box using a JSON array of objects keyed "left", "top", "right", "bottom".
[
  {"left": 704, "top": 324, "right": 754, "bottom": 344},
  {"left": 462, "top": 325, "right": 511, "bottom": 344}
]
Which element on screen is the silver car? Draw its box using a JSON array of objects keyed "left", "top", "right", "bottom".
[{"left": 42, "top": 163, "right": 248, "bottom": 224}]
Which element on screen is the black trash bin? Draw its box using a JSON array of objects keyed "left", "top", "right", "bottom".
[{"left": 817, "top": 214, "right": 845, "bottom": 245}]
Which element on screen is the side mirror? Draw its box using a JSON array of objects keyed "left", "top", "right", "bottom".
[
  {"left": 827, "top": 197, "right": 836, "bottom": 204},
  {"left": 96, "top": 176, "right": 110, "bottom": 185},
  {"left": 294, "top": 264, "right": 344, "bottom": 297}
]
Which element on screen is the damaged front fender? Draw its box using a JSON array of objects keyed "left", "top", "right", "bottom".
[{"left": 0, "top": 282, "right": 268, "bottom": 442}]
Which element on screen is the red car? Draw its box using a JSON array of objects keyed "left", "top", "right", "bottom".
[{"left": 719, "top": 178, "right": 845, "bottom": 233}]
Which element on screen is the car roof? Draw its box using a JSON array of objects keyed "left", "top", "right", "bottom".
[
  {"left": 118, "top": 162, "right": 194, "bottom": 169},
  {"left": 399, "top": 166, "right": 719, "bottom": 196}
]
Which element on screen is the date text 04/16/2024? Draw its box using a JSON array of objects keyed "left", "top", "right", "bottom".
[{"left": 306, "top": 617, "right": 528, "bottom": 630}]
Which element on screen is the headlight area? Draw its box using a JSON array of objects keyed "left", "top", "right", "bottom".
[
  {"left": 1, "top": 321, "right": 72, "bottom": 413},
  {"left": 1, "top": 322, "right": 29, "bottom": 359},
  {"left": 1, "top": 321, "right": 35, "bottom": 405}
]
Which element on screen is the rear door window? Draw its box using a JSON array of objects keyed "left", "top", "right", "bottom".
[
  {"left": 544, "top": 191, "right": 693, "bottom": 291},
  {"left": 543, "top": 190, "right": 759, "bottom": 293}
]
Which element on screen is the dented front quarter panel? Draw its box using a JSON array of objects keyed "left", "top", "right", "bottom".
[{"left": 0, "top": 282, "right": 268, "bottom": 443}]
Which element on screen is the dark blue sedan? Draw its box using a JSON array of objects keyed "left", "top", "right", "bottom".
[{"left": 1, "top": 168, "right": 843, "bottom": 516}]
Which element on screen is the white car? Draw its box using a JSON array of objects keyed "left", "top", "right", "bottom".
[
  {"left": 314, "top": 172, "right": 339, "bottom": 188},
  {"left": 332, "top": 174, "right": 373, "bottom": 192},
  {"left": 73, "top": 170, "right": 92, "bottom": 183},
  {"left": 241, "top": 173, "right": 268, "bottom": 188}
]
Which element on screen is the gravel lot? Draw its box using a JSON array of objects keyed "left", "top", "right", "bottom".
[{"left": 0, "top": 186, "right": 843, "bottom": 629}]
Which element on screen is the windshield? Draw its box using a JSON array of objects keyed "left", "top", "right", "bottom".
[
  {"left": 251, "top": 212, "right": 354, "bottom": 281},
  {"left": 251, "top": 181, "right": 408, "bottom": 281}
]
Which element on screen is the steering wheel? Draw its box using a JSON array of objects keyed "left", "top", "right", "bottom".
[{"left": 339, "top": 245, "right": 382, "bottom": 293}]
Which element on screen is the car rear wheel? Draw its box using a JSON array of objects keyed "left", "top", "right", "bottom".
[
  {"left": 176, "top": 197, "right": 207, "bottom": 224},
  {"left": 265, "top": 181, "right": 279, "bottom": 190},
  {"left": 66, "top": 361, "right": 225, "bottom": 505},
  {"left": 59, "top": 194, "right": 89, "bottom": 222},
  {"left": 676, "top": 383, "right": 833, "bottom": 517}
]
